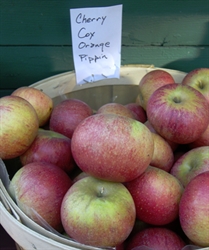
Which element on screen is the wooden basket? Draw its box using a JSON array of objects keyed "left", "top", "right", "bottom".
[{"left": 2, "top": 65, "right": 206, "bottom": 250}]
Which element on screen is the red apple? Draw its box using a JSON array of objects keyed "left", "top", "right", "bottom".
[
  {"left": 115, "top": 243, "right": 125, "bottom": 250},
  {"left": 150, "top": 133, "right": 174, "bottom": 172},
  {"left": 71, "top": 113, "right": 154, "bottom": 182},
  {"left": 0, "top": 95, "right": 39, "bottom": 159},
  {"left": 188, "top": 122, "right": 209, "bottom": 148},
  {"left": 8, "top": 162, "right": 72, "bottom": 232},
  {"left": 125, "top": 102, "right": 147, "bottom": 123},
  {"left": 146, "top": 83, "right": 209, "bottom": 144},
  {"left": 170, "top": 146, "right": 209, "bottom": 187},
  {"left": 97, "top": 102, "right": 136, "bottom": 119},
  {"left": 11, "top": 86, "right": 53, "bottom": 127},
  {"left": 144, "top": 120, "right": 157, "bottom": 133},
  {"left": 179, "top": 171, "right": 209, "bottom": 247},
  {"left": 126, "top": 227, "right": 186, "bottom": 250},
  {"left": 129, "top": 219, "right": 150, "bottom": 239},
  {"left": 125, "top": 166, "right": 183, "bottom": 226},
  {"left": 20, "top": 128, "right": 75, "bottom": 173},
  {"left": 61, "top": 176, "right": 136, "bottom": 247},
  {"left": 144, "top": 120, "right": 178, "bottom": 151},
  {"left": 182, "top": 68, "right": 209, "bottom": 104},
  {"left": 49, "top": 98, "right": 93, "bottom": 139},
  {"left": 138, "top": 69, "right": 175, "bottom": 110}
]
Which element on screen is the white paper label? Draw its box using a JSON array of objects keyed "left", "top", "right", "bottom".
[{"left": 70, "top": 5, "right": 122, "bottom": 85}]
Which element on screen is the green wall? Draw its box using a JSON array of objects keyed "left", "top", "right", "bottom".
[{"left": 0, "top": 0, "right": 208, "bottom": 97}]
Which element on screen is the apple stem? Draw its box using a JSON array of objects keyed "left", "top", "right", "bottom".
[
  {"left": 97, "top": 187, "right": 104, "bottom": 198},
  {"left": 198, "top": 81, "right": 204, "bottom": 89}
]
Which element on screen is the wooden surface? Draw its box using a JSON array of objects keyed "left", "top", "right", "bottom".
[{"left": 0, "top": 0, "right": 209, "bottom": 97}]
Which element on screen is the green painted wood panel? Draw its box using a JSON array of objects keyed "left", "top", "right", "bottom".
[
  {"left": 0, "top": 0, "right": 209, "bottom": 97},
  {"left": 1, "top": 0, "right": 208, "bottom": 46}
]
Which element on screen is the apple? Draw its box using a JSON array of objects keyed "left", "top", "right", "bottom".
[
  {"left": 188, "top": 122, "right": 209, "bottom": 148},
  {"left": 49, "top": 98, "right": 93, "bottom": 139},
  {"left": 146, "top": 83, "right": 209, "bottom": 144},
  {"left": 150, "top": 133, "right": 174, "bottom": 172},
  {"left": 8, "top": 162, "right": 72, "bottom": 233},
  {"left": 144, "top": 120, "right": 178, "bottom": 151},
  {"left": 71, "top": 113, "right": 154, "bottom": 182},
  {"left": 144, "top": 120, "right": 157, "bottom": 133},
  {"left": 170, "top": 146, "right": 209, "bottom": 187},
  {"left": 97, "top": 102, "right": 136, "bottom": 119},
  {"left": 135, "top": 94, "right": 143, "bottom": 107},
  {"left": 125, "top": 102, "right": 147, "bottom": 123},
  {"left": 125, "top": 166, "right": 183, "bottom": 226},
  {"left": 179, "top": 171, "right": 209, "bottom": 247},
  {"left": 115, "top": 243, "right": 125, "bottom": 250},
  {"left": 138, "top": 69, "right": 175, "bottom": 110},
  {"left": 0, "top": 95, "right": 39, "bottom": 159},
  {"left": 72, "top": 171, "right": 89, "bottom": 183},
  {"left": 128, "top": 219, "right": 150, "bottom": 240},
  {"left": 11, "top": 86, "right": 53, "bottom": 127},
  {"left": 20, "top": 128, "right": 75, "bottom": 174},
  {"left": 61, "top": 176, "right": 136, "bottom": 247},
  {"left": 181, "top": 68, "right": 209, "bottom": 104},
  {"left": 126, "top": 227, "right": 186, "bottom": 250}
]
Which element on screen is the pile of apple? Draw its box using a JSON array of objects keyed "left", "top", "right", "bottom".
[{"left": 0, "top": 67, "right": 209, "bottom": 250}]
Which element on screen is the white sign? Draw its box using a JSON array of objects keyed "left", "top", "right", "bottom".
[{"left": 70, "top": 5, "right": 123, "bottom": 85}]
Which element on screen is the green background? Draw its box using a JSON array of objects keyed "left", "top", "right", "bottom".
[{"left": 0, "top": 0, "right": 208, "bottom": 97}]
